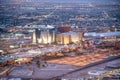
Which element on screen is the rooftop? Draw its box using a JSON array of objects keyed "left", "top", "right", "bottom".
[{"left": 84, "top": 31, "right": 120, "bottom": 37}]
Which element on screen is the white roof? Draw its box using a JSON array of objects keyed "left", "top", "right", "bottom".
[
  {"left": 88, "top": 69, "right": 108, "bottom": 76},
  {"left": 84, "top": 31, "right": 120, "bottom": 37},
  {"left": 46, "top": 25, "right": 54, "bottom": 29}
]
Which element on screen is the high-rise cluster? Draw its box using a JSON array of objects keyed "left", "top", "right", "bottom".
[{"left": 32, "top": 25, "right": 83, "bottom": 45}]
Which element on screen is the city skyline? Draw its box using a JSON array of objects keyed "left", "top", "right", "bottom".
[{"left": 0, "top": 0, "right": 120, "bottom": 80}]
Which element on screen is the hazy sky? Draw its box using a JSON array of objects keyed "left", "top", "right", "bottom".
[
  {"left": 30, "top": 0, "right": 119, "bottom": 3},
  {"left": 1, "top": 0, "right": 120, "bottom": 3},
  {"left": 34, "top": 0, "right": 120, "bottom": 3}
]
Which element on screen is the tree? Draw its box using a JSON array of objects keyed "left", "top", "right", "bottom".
[{"left": 36, "top": 60, "right": 40, "bottom": 68}]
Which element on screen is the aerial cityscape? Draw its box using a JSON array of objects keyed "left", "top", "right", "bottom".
[{"left": 0, "top": 0, "right": 120, "bottom": 80}]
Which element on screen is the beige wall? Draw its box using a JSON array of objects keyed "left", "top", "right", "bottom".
[
  {"left": 63, "top": 35, "right": 71, "bottom": 45},
  {"left": 56, "top": 34, "right": 63, "bottom": 44},
  {"left": 56, "top": 32, "right": 83, "bottom": 45}
]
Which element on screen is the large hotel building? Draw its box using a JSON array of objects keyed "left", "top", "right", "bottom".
[{"left": 32, "top": 25, "right": 83, "bottom": 45}]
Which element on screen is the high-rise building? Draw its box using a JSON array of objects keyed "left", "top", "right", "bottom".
[
  {"left": 55, "top": 34, "right": 63, "bottom": 44},
  {"left": 32, "top": 25, "right": 56, "bottom": 44},
  {"left": 56, "top": 31, "right": 83, "bottom": 45},
  {"left": 63, "top": 34, "right": 71, "bottom": 45},
  {"left": 40, "top": 30, "right": 54, "bottom": 44},
  {"left": 32, "top": 30, "right": 37, "bottom": 44}
]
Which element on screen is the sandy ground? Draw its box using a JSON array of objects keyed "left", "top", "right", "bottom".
[
  {"left": 8, "top": 62, "right": 78, "bottom": 79},
  {"left": 61, "top": 58, "right": 120, "bottom": 79}
]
